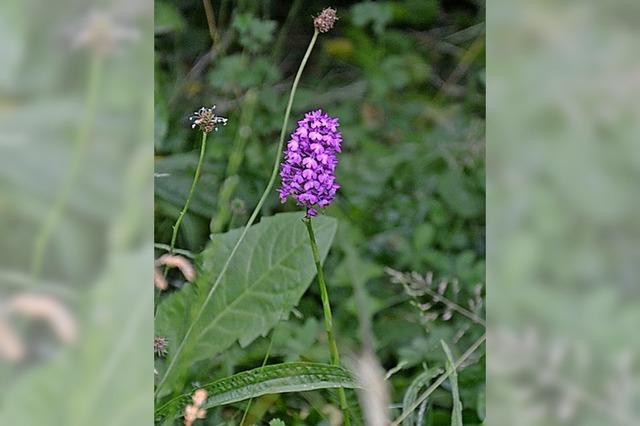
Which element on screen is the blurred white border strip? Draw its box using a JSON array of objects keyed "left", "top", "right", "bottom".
[
  {"left": 0, "top": 0, "right": 153, "bottom": 423},
  {"left": 488, "top": 0, "right": 640, "bottom": 424}
]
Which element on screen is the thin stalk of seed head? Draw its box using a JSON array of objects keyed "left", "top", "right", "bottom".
[
  {"left": 155, "top": 30, "right": 320, "bottom": 398},
  {"left": 202, "top": 0, "right": 219, "bottom": 49},
  {"left": 31, "top": 53, "right": 104, "bottom": 279},
  {"left": 303, "top": 217, "right": 350, "bottom": 426},
  {"left": 391, "top": 333, "right": 486, "bottom": 426},
  {"left": 164, "top": 131, "right": 209, "bottom": 277}
]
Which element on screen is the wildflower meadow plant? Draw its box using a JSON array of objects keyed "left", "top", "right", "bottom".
[
  {"left": 154, "top": 9, "right": 345, "bottom": 415},
  {"left": 279, "top": 109, "right": 349, "bottom": 424},
  {"left": 154, "top": 3, "right": 486, "bottom": 425},
  {"left": 279, "top": 110, "right": 342, "bottom": 217},
  {"left": 165, "top": 106, "right": 227, "bottom": 264}
]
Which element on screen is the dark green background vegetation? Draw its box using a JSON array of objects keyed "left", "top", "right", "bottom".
[{"left": 155, "top": 0, "right": 484, "bottom": 424}]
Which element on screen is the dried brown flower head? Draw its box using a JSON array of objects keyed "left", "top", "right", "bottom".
[
  {"left": 154, "top": 254, "right": 196, "bottom": 291},
  {"left": 314, "top": 8, "right": 338, "bottom": 33},
  {"left": 184, "top": 388, "right": 208, "bottom": 426},
  {"left": 189, "top": 106, "right": 228, "bottom": 134},
  {"left": 154, "top": 336, "right": 169, "bottom": 358},
  {"left": 192, "top": 389, "right": 208, "bottom": 406},
  {"left": 154, "top": 267, "right": 169, "bottom": 291}
]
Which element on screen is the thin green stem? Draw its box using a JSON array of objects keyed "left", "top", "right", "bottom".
[
  {"left": 239, "top": 334, "right": 274, "bottom": 426},
  {"left": 31, "top": 53, "right": 103, "bottom": 279},
  {"left": 157, "top": 131, "right": 208, "bottom": 314},
  {"left": 155, "top": 30, "right": 320, "bottom": 398},
  {"left": 303, "top": 217, "right": 350, "bottom": 426},
  {"left": 166, "top": 131, "right": 208, "bottom": 266}
]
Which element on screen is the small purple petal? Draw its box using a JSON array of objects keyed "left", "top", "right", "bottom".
[{"left": 279, "top": 110, "right": 342, "bottom": 215}]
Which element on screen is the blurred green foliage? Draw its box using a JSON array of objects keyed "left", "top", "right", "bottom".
[
  {"left": 0, "top": 0, "right": 154, "bottom": 423},
  {"left": 155, "top": 0, "right": 484, "bottom": 424},
  {"left": 488, "top": 1, "right": 640, "bottom": 425}
]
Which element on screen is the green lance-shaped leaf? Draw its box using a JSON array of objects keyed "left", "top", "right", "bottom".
[
  {"left": 155, "top": 362, "right": 356, "bottom": 422},
  {"left": 155, "top": 213, "right": 338, "bottom": 397},
  {"left": 441, "top": 341, "right": 463, "bottom": 426},
  {"left": 402, "top": 367, "right": 443, "bottom": 426}
]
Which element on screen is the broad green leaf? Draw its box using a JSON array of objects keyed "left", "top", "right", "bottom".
[
  {"left": 269, "top": 419, "right": 286, "bottom": 426},
  {"left": 401, "top": 367, "right": 442, "bottom": 426},
  {"left": 155, "top": 213, "right": 337, "bottom": 397},
  {"left": 441, "top": 341, "right": 463, "bottom": 426},
  {"left": 155, "top": 362, "right": 355, "bottom": 422}
]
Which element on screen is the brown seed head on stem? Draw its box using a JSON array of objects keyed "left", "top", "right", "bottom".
[{"left": 314, "top": 8, "right": 338, "bottom": 33}]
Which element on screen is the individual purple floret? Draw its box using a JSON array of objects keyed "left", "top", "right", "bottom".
[{"left": 279, "top": 110, "right": 342, "bottom": 217}]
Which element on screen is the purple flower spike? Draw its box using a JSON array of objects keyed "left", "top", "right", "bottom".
[{"left": 279, "top": 110, "right": 342, "bottom": 217}]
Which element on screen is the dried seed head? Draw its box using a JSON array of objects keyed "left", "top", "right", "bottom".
[
  {"left": 189, "top": 106, "right": 228, "bottom": 133},
  {"left": 154, "top": 267, "right": 168, "bottom": 291},
  {"left": 155, "top": 254, "right": 196, "bottom": 282},
  {"left": 314, "top": 8, "right": 338, "bottom": 33},
  {"left": 192, "top": 389, "right": 208, "bottom": 406},
  {"left": 184, "top": 388, "right": 208, "bottom": 426},
  {"left": 154, "top": 336, "right": 169, "bottom": 358}
]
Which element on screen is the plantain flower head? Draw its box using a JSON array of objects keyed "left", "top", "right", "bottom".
[
  {"left": 314, "top": 8, "right": 338, "bottom": 33},
  {"left": 189, "top": 106, "right": 227, "bottom": 133}
]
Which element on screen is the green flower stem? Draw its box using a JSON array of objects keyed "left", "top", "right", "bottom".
[
  {"left": 31, "top": 53, "right": 103, "bottom": 279},
  {"left": 155, "top": 30, "right": 320, "bottom": 398},
  {"left": 166, "top": 131, "right": 208, "bottom": 268},
  {"left": 158, "top": 131, "right": 208, "bottom": 312},
  {"left": 303, "top": 217, "right": 350, "bottom": 426}
]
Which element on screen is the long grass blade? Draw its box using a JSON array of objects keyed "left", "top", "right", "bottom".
[
  {"left": 441, "top": 341, "right": 463, "bottom": 426},
  {"left": 155, "top": 362, "right": 356, "bottom": 422},
  {"left": 391, "top": 333, "right": 486, "bottom": 426},
  {"left": 401, "top": 368, "right": 442, "bottom": 426}
]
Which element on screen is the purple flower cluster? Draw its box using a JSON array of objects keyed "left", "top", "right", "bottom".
[{"left": 279, "top": 110, "right": 342, "bottom": 217}]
